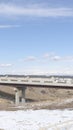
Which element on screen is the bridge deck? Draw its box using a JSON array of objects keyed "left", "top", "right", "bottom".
[{"left": 0, "top": 76, "right": 73, "bottom": 88}]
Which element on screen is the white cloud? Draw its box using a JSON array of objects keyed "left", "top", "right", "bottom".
[
  {"left": 0, "top": 24, "right": 20, "bottom": 28},
  {"left": 43, "top": 53, "right": 61, "bottom": 61},
  {"left": 0, "top": 64, "right": 12, "bottom": 67},
  {"left": 51, "top": 56, "right": 61, "bottom": 61},
  {"left": 0, "top": 3, "right": 73, "bottom": 17},
  {"left": 24, "top": 56, "right": 36, "bottom": 61},
  {"left": 43, "top": 53, "right": 50, "bottom": 58},
  {"left": 63, "top": 56, "right": 73, "bottom": 61},
  {"left": 43, "top": 53, "right": 55, "bottom": 59},
  {"left": 22, "top": 54, "right": 73, "bottom": 63},
  {"left": 43, "top": 53, "right": 73, "bottom": 62}
]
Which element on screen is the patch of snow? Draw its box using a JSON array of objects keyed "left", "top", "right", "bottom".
[{"left": 0, "top": 109, "right": 73, "bottom": 130}]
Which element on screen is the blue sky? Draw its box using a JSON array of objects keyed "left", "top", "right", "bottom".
[{"left": 0, "top": 0, "right": 73, "bottom": 75}]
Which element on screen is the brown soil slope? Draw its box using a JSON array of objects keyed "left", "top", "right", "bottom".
[{"left": 0, "top": 85, "right": 73, "bottom": 102}]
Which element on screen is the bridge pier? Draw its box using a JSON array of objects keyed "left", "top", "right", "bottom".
[
  {"left": 14, "top": 88, "right": 20, "bottom": 105},
  {"left": 21, "top": 88, "right": 26, "bottom": 104},
  {"left": 14, "top": 87, "right": 26, "bottom": 105}
]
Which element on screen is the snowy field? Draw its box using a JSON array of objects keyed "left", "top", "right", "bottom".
[{"left": 0, "top": 109, "right": 73, "bottom": 130}]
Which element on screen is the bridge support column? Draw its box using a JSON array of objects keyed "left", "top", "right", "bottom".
[
  {"left": 14, "top": 88, "right": 20, "bottom": 105},
  {"left": 21, "top": 87, "right": 26, "bottom": 104}
]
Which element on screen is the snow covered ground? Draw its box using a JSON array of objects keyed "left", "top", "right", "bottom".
[{"left": 0, "top": 109, "right": 73, "bottom": 130}]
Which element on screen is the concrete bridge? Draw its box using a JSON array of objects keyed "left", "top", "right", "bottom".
[{"left": 0, "top": 75, "right": 73, "bottom": 105}]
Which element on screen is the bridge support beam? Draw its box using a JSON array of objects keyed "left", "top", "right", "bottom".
[
  {"left": 21, "top": 87, "right": 26, "bottom": 105},
  {"left": 14, "top": 88, "right": 20, "bottom": 105},
  {"left": 14, "top": 87, "right": 26, "bottom": 105}
]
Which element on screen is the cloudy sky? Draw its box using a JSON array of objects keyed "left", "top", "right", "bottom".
[{"left": 0, "top": 0, "right": 73, "bottom": 75}]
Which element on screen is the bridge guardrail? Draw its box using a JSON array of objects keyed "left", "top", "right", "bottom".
[{"left": 0, "top": 77, "right": 73, "bottom": 87}]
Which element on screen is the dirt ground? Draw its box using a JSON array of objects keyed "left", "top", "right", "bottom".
[{"left": 0, "top": 85, "right": 73, "bottom": 110}]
